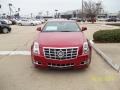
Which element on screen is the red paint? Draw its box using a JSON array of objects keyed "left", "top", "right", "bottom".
[{"left": 31, "top": 20, "right": 92, "bottom": 69}]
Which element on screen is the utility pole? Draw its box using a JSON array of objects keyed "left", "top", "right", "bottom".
[
  {"left": 82, "top": 0, "right": 84, "bottom": 21},
  {"left": 18, "top": 8, "right": 20, "bottom": 12},
  {"left": 18, "top": 8, "right": 20, "bottom": 16},
  {"left": 17, "top": 8, "right": 20, "bottom": 19},
  {"left": 31, "top": 13, "right": 33, "bottom": 18},
  {"left": 55, "top": 9, "right": 58, "bottom": 19},
  {"left": 8, "top": 3, "right": 12, "bottom": 18}
]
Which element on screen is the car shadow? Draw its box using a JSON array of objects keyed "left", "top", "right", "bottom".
[{"left": 32, "top": 66, "right": 89, "bottom": 75}]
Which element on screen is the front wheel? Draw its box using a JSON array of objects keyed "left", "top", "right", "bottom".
[{"left": 2, "top": 28, "right": 9, "bottom": 34}]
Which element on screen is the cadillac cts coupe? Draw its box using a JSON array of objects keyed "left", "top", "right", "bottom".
[{"left": 31, "top": 19, "right": 92, "bottom": 69}]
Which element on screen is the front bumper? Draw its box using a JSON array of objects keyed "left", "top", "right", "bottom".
[{"left": 31, "top": 54, "right": 91, "bottom": 69}]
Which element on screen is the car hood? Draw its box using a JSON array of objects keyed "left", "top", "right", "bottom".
[{"left": 37, "top": 32, "right": 86, "bottom": 47}]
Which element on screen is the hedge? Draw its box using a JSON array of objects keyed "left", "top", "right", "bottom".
[
  {"left": 106, "top": 23, "right": 120, "bottom": 26},
  {"left": 93, "top": 29, "right": 120, "bottom": 43}
]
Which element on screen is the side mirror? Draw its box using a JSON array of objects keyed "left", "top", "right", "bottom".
[
  {"left": 82, "top": 27, "right": 87, "bottom": 31},
  {"left": 37, "top": 27, "right": 41, "bottom": 31}
]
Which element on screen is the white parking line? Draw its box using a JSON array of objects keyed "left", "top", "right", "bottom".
[{"left": 0, "top": 51, "right": 31, "bottom": 56}]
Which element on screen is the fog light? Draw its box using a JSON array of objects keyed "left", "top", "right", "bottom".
[
  {"left": 84, "top": 61, "right": 88, "bottom": 64},
  {"left": 80, "top": 62, "right": 85, "bottom": 65},
  {"left": 33, "top": 61, "right": 42, "bottom": 65},
  {"left": 38, "top": 61, "right": 41, "bottom": 65},
  {"left": 80, "top": 60, "right": 89, "bottom": 65}
]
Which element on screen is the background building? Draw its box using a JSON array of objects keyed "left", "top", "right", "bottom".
[{"left": 60, "top": 10, "right": 82, "bottom": 19}]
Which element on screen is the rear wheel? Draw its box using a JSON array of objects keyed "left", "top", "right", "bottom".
[{"left": 2, "top": 28, "right": 9, "bottom": 34}]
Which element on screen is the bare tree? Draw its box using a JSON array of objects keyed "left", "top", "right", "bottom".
[{"left": 83, "top": 0, "right": 103, "bottom": 19}]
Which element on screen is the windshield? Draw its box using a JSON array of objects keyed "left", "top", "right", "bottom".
[{"left": 42, "top": 21, "right": 80, "bottom": 32}]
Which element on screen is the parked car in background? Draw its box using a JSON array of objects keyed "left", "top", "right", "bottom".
[
  {"left": 70, "top": 18, "right": 79, "bottom": 22},
  {"left": 0, "top": 22, "right": 11, "bottom": 34},
  {"left": 31, "top": 19, "right": 92, "bottom": 69},
  {"left": 0, "top": 20, "right": 7, "bottom": 24},
  {"left": 17, "top": 19, "right": 38, "bottom": 26},
  {"left": 32, "top": 19, "right": 42, "bottom": 25},
  {"left": 106, "top": 18, "right": 117, "bottom": 22},
  {"left": 70, "top": 18, "right": 85, "bottom": 22},
  {"left": 116, "top": 18, "right": 120, "bottom": 21},
  {"left": 97, "top": 18, "right": 108, "bottom": 21},
  {"left": 2, "top": 19, "right": 12, "bottom": 25},
  {"left": 10, "top": 19, "right": 17, "bottom": 25},
  {"left": 40, "top": 19, "right": 45, "bottom": 23}
]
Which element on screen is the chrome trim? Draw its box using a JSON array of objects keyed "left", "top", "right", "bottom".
[
  {"left": 48, "top": 63, "right": 74, "bottom": 68},
  {"left": 48, "top": 65, "right": 74, "bottom": 68},
  {"left": 43, "top": 47, "right": 79, "bottom": 60}
]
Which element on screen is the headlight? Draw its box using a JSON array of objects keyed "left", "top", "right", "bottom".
[
  {"left": 83, "top": 42, "right": 89, "bottom": 54},
  {"left": 33, "top": 42, "right": 40, "bottom": 54}
]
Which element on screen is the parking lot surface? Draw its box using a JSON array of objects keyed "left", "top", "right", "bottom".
[
  {"left": 96, "top": 43, "right": 120, "bottom": 64},
  {"left": 0, "top": 24, "right": 120, "bottom": 90}
]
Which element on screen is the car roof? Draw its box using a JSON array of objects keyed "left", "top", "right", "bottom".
[{"left": 47, "top": 19, "right": 76, "bottom": 22}]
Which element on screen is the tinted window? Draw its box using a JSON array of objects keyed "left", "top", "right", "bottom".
[{"left": 43, "top": 21, "right": 80, "bottom": 32}]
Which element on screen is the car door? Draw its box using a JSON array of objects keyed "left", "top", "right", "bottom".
[
  {"left": 20, "top": 20, "right": 25, "bottom": 25},
  {"left": 25, "top": 20, "right": 31, "bottom": 25},
  {"left": 27, "top": 20, "right": 31, "bottom": 25}
]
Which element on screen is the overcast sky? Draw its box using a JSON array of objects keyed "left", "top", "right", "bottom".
[{"left": 0, "top": 0, "right": 120, "bottom": 16}]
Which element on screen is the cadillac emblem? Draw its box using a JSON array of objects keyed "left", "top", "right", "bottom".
[{"left": 57, "top": 50, "right": 64, "bottom": 58}]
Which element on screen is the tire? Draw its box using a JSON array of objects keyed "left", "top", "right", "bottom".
[{"left": 2, "top": 28, "right": 9, "bottom": 34}]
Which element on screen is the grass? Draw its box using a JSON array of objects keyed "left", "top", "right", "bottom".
[{"left": 106, "top": 23, "right": 120, "bottom": 26}]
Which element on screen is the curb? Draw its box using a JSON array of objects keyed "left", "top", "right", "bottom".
[{"left": 89, "top": 40, "right": 120, "bottom": 72}]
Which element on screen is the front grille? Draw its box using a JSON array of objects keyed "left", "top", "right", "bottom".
[{"left": 43, "top": 47, "right": 79, "bottom": 60}]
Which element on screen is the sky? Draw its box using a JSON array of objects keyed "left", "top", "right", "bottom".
[{"left": 0, "top": 0, "right": 120, "bottom": 16}]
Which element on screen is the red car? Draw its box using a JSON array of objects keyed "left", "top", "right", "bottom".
[{"left": 31, "top": 19, "right": 92, "bottom": 69}]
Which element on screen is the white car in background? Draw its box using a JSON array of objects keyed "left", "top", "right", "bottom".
[
  {"left": 3, "top": 19, "right": 12, "bottom": 25},
  {"left": 97, "top": 18, "right": 108, "bottom": 21},
  {"left": 17, "top": 19, "right": 38, "bottom": 26},
  {"left": 32, "top": 19, "right": 42, "bottom": 25},
  {"left": 40, "top": 19, "right": 45, "bottom": 23}
]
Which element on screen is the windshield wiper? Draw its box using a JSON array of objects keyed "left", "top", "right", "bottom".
[{"left": 60, "top": 31, "right": 72, "bottom": 32}]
